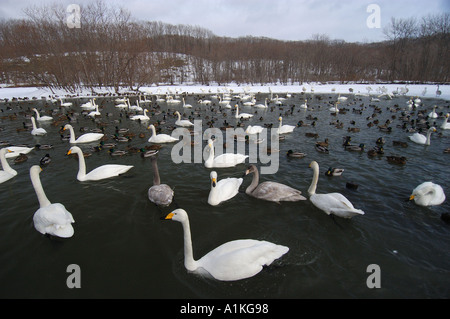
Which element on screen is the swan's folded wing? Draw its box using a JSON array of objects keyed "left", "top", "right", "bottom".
[
  {"left": 35, "top": 204, "right": 74, "bottom": 227},
  {"left": 254, "top": 182, "right": 306, "bottom": 202}
]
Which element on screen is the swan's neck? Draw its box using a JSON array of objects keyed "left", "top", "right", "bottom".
[
  {"left": 151, "top": 126, "right": 156, "bottom": 137},
  {"left": 279, "top": 119, "right": 283, "bottom": 128},
  {"left": 74, "top": 149, "right": 87, "bottom": 179},
  {"left": 308, "top": 165, "right": 319, "bottom": 196},
  {"left": 30, "top": 169, "right": 51, "bottom": 208},
  {"left": 206, "top": 144, "right": 215, "bottom": 163},
  {"left": 176, "top": 112, "right": 181, "bottom": 121},
  {"left": 426, "top": 129, "right": 433, "bottom": 145},
  {"left": 31, "top": 117, "right": 37, "bottom": 130},
  {"left": 0, "top": 150, "right": 15, "bottom": 174},
  {"left": 246, "top": 170, "right": 259, "bottom": 195},
  {"left": 151, "top": 158, "right": 161, "bottom": 185},
  {"left": 33, "top": 109, "right": 40, "bottom": 119},
  {"left": 67, "top": 126, "right": 76, "bottom": 143},
  {"left": 181, "top": 217, "right": 197, "bottom": 271}
]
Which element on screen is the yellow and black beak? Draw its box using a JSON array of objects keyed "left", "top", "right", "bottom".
[
  {"left": 164, "top": 212, "right": 174, "bottom": 220},
  {"left": 212, "top": 178, "right": 216, "bottom": 187},
  {"left": 409, "top": 195, "right": 415, "bottom": 201},
  {"left": 66, "top": 149, "right": 72, "bottom": 156}
]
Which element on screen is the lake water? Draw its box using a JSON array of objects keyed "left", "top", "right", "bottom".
[{"left": 0, "top": 91, "right": 449, "bottom": 298}]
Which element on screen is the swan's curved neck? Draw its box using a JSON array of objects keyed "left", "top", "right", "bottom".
[
  {"left": 150, "top": 125, "right": 156, "bottom": 137},
  {"left": 67, "top": 125, "right": 77, "bottom": 143},
  {"left": 246, "top": 169, "right": 259, "bottom": 195},
  {"left": 176, "top": 112, "right": 181, "bottom": 121},
  {"left": 74, "top": 149, "right": 87, "bottom": 179},
  {"left": 30, "top": 169, "right": 51, "bottom": 208},
  {"left": 0, "top": 150, "right": 15, "bottom": 174},
  {"left": 308, "top": 165, "right": 319, "bottom": 196},
  {"left": 180, "top": 217, "right": 198, "bottom": 271},
  {"left": 151, "top": 157, "right": 161, "bottom": 185},
  {"left": 32, "top": 109, "right": 40, "bottom": 119},
  {"left": 426, "top": 129, "right": 433, "bottom": 145},
  {"left": 31, "top": 117, "right": 37, "bottom": 130},
  {"left": 206, "top": 144, "right": 215, "bottom": 163}
]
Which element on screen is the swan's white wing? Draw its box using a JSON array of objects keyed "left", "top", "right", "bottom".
[
  {"left": 84, "top": 164, "right": 133, "bottom": 181},
  {"left": 148, "top": 184, "right": 174, "bottom": 206},
  {"left": 75, "top": 133, "right": 104, "bottom": 143},
  {"left": 212, "top": 153, "right": 248, "bottom": 167},
  {"left": 215, "top": 178, "right": 243, "bottom": 201},
  {"left": 310, "top": 193, "right": 364, "bottom": 218},
  {"left": 198, "top": 239, "right": 289, "bottom": 281},
  {"left": 408, "top": 133, "right": 426, "bottom": 144},
  {"left": 252, "top": 182, "right": 306, "bottom": 202},
  {"left": 33, "top": 203, "right": 75, "bottom": 237}
]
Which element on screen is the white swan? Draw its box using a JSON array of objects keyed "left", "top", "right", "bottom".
[
  {"left": 300, "top": 99, "right": 308, "bottom": 109},
  {"left": 67, "top": 146, "right": 133, "bottom": 181},
  {"left": 32, "top": 108, "right": 53, "bottom": 122},
  {"left": 277, "top": 116, "right": 295, "bottom": 134},
  {"left": 245, "top": 125, "right": 264, "bottom": 135},
  {"left": 253, "top": 98, "right": 268, "bottom": 109},
  {"left": 235, "top": 105, "right": 253, "bottom": 119},
  {"left": 308, "top": 161, "right": 364, "bottom": 218},
  {"left": 409, "top": 181, "right": 446, "bottom": 206},
  {"left": 182, "top": 98, "right": 192, "bottom": 108},
  {"left": 428, "top": 105, "right": 438, "bottom": 118},
  {"left": 408, "top": 127, "right": 436, "bottom": 145},
  {"left": 30, "top": 165, "right": 74, "bottom": 238},
  {"left": 441, "top": 114, "right": 450, "bottom": 130},
  {"left": 330, "top": 101, "right": 340, "bottom": 112},
  {"left": 30, "top": 117, "right": 47, "bottom": 136},
  {"left": 204, "top": 139, "right": 248, "bottom": 168},
  {"left": 128, "top": 99, "right": 143, "bottom": 112},
  {"left": 167, "top": 96, "right": 181, "bottom": 104},
  {"left": 244, "top": 165, "right": 306, "bottom": 203},
  {"left": 164, "top": 208, "right": 289, "bottom": 281},
  {"left": 5, "top": 146, "right": 34, "bottom": 158},
  {"left": 64, "top": 124, "right": 104, "bottom": 144},
  {"left": 115, "top": 98, "right": 128, "bottom": 108},
  {"left": 60, "top": 98, "right": 73, "bottom": 107},
  {"left": 174, "top": 111, "right": 194, "bottom": 127},
  {"left": 88, "top": 104, "right": 101, "bottom": 118},
  {"left": 130, "top": 109, "right": 150, "bottom": 122},
  {"left": 148, "top": 124, "right": 178, "bottom": 143},
  {"left": 148, "top": 156, "right": 174, "bottom": 207},
  {"left": 80, "top": 98, "right": 96, "bottom": 110},
  {"left": 0, "top": 148, "right": 17, "bottom": 184},
  {"left": 208, "top": 171, "right": 243, "bottom": 206}
]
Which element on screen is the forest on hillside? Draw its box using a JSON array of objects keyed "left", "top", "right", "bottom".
[{"left": 0, "top": 1, "right": 448, "bottom": 92}]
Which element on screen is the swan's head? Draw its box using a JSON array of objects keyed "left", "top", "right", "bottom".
[
  {"left": 210, "top": 171, "right": 217, "bottom": 187},
  {"left": 278, "top": 117, "right": 282, "bottom": 121},
  {"left": 446, "top": 113, "right": 449, "bottom": 118},
  {"left": 148, "top": 124, "right": 155, "bottom": 130},
  {"left": 309, "top": 161, "right": 319, "bottom": 170},
  {"left": 63, "top": 124, "right": 71, "bottom": 130},
  {"left": 165, "top": 208, "right": 188, "bottom": 223},
  {"left": 30, "top": 165, "right": 42, "bottom": 176},
  {"left": 207, "top": 139, "right": 214, "bottom": 148},
  {"left": 244, "top": 164, "right": 257, "bottom": 176},
  {"left": 66, "top": 146, "right": 80, "bottom": 156},
  {"left": 430, "top": 127, "right": 436, "bottom": 132}
]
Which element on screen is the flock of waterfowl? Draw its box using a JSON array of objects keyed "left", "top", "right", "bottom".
[{"left": 0, "top": 85, "right": 449, "bottom": 281}]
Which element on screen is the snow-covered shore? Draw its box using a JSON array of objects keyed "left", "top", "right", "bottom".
[{"left": 0, "top": 83, "right": 448, "bottom": 101}]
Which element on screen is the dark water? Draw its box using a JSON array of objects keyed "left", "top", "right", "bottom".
[{"left": 0, "top": 91, "right": 449, "bottom": 299}]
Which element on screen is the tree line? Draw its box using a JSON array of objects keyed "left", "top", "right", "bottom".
[{"left": 0, "top": 1, "right": 448, "bottom": 93}]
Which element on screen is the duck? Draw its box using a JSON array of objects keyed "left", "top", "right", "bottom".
[
  {"left": 408, "top": 127, "right": 436, "bottom": 145},
  {"left": 0, "top": 148, "right": 18, "bottom": 184},
  {"left": 315, "top": 145, "right": 329, "bottom": 153},
  {"left": 148, "top": 155, "right": 174, "bottom": 207},
  {"left": 325, "top": 167, "right": 344, "bottom": 176},
  {"left": 440, "top": 113, "right": 450, "bottom": 129},
  {"left": 13, "top": 153, "right": 28, "bottom": 164},
  {"left": 234, "top": 105, "right": 253, "bottom": 119},
  {"left": 130, "top": 109, "right": 150, "bottom": 122},
  {"left": 204, "top": 139, "right": 248, "bottom": 168},
  {"left": 367, "top": 146, "right": 384, "bottom": 157},
  {"left": 208, "top": 171, "right": 243, "bottom": 206},
  {"left": 30, "top": 117, "right": 47, "bottom": 136},
  {"left": 109, "top": 148, "right": 128, "bottom": 156},
  {"left": 140, "top": 148, "right": 159, "bottom": 158},
  {"left": 393, "top": 141, "right": 408, "bottom": 148},
  {"left": 386, "top": 156, "right": 407, "bottom": 165},
  {"left": 307, "top": 161, "right": 364, "bottom": 218},
  {"left": 148, "top": 124, "right": 178, "bottom": 143},
  {"left": 39, "top": 154, "right": 51, "bottom": 166},
  {"left": 174, "top": 111, "right": 194, "bottom": 127},
  {"left": 409, "top": 182, "right": 445, "bottom": 206},
  {"left": 243, "top": 165, "right": 306, "bottom": 203},
  {"left": 345, "top": 143, "right": 365, "bottom": 152},
  {"left": 286, "top": 150, "right": 306, "bottom": 158},
  {"left": 316, "top": 138, "right": 329, "bottom": 148},
  {"left": 63, "top": 124, "right": 104, "bottom": 144},
  {"left": 277, "top": 116, "right": 295, "bottom": 134},
  {"left": 163, "top": 208, "right": 289, "bottom": 281},
  {"left": 32, "top": 108, "right": 53, "bottom": 122},
  {"left": 30, "top": 165, "right": 75, "bottom": 238},
  {"left": 67, "top": 146, "right": 133, "bottom": 181}
]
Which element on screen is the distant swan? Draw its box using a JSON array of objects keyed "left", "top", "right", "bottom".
[
  {"left": 32, "top": 108, "right": 53, "bottom": 122},
  {"left": 308, "top": 161, "right": 364, "bottom": 218},
  {"left": 441, "top": 114, "right": 450, "bottom": 130},
  {"left": 0, "top": 148, "right": 18, "bottom": 184},
  {"left": 163, "top": 208, "right": 289, "bottom": 281},
  {"left": 208, "top": 171, "right": 243, "bottom": 206},
  {"left": 235, "top": 105, "right": 253, "bottom": 119},
  {"left": 130, "top": 109, "right": 150, "bottom": 122},
  {"left": 30, "top": 165, "right": 74, "bottom": 238},
  {"left": 204, "top": 139, "right": 248, "bottom": 168},
  {"left": 30, "top": 116, "right": 47, "bottom": 136},
  {"left": 277, "top": 116, "right": 295, "bottom": 134},
  {"left": 174, "top": 111, "right": 194, "bottom": 127},
  {"left": 67, "top": 146, "right": 133, "bottom": 181},
  {"left": 182, "top": 98, "right": 192, "bottom": 108},
  {"left": 245, "top": 125, "right": 264, "bottom": 135},
  {"left": 148, "top": 124, "right": 179, "bottom": 143},
  {"left": 408, "top": 127, "right": 436, "bottom": 145},
  {"left": 64, "top": 124, "right": 104, "bottom": 144},
  {"left": 244, "top": 165, "right": 306, "bottom": 203},
  {"left": 148, "top": 156, "right": 174, "bottom": 206},
  {"left": 428, "top": 105, "right": 438, "bottom": 118},
  {"left": 409, "top": 181, "right": 445, "bottom": 206}
]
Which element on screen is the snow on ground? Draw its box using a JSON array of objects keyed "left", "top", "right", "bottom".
[{"left": 0, "top": 83, "right": 449, "bottom": 101}]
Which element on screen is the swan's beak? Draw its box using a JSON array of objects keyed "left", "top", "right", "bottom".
[
  {"left": 164, "top": 212, "right": 174, "bottom": 220},
  {"left": 409, "top": 195, "right": 415, "bottom": 201},
  {"left": 67, "top": 150, "right": 72, "bottom": 155},
  {"left": 212, "top": 178, "right": 216, "bottom": 187}
]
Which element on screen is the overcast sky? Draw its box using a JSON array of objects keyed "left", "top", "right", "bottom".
[{"left": 0, "top": 0, "right": 448, "bottom": 42}]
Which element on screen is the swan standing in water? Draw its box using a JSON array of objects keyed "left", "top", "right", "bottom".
[
  {"left": 182, "top": 98, "right": 192, "bottom": 108},
  {"left": 30, "top": 117, "right": 47, "bottom": 136},
  {"left": 408, "top": 127, "right": 436, "bottom": 145},
  {"left": 208, "top": 171, "right": 243, "bottom": 206},
  {"left": 163, "top": 208, "right": 289, "bottom": 281},
  {"left": 32, "top": 108, "right": 53, "bottom": 122},
  {"left": 174, "top": 111, "right": 194, "bottom": 127},
  {"left": 409, "top": 182, "right": 445, "bottom": 206},
  {"left": 235, "top": 104, "right": 253, "bottom": 119},
  {"left": 148, "top": 124, "right": 179, "bottom": 143},
  {"left": 67, "top": 146, "right": 133, "bottom": 181},
  {"left": 130, "top": 109, "right": 150, "bottom": 122},
  {"left": 30, "top": 165, "right": 74, "bottom": 238},
  {"left": 148, "top": 156, "right": 174, "bottom": 207},
  {"left": 243, "top": 165, "right": 306, "bottom": 203},
  {"left": 64, "top": 124, "right": 104, "bottom": 144},
  {"left": 277, "top": 116, "right": 295, "bottom": 134},
  {"left": 308, "top": 161, "right": 364, "bottom": 218},
  {"left": 0, "top": 148, "right": 18, "bottom": 184},
  {"left": 428, "top": 105, "right": 438, "bottom": 118},
  {"left": 441, "top": 114, "right": 450, "bottom": 129},
  {"left": 204, "top": 139, "right": 248, "bottom": 168}
]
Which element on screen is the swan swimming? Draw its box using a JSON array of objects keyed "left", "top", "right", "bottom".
[
  {"left": 174, "top": 111, "right": 194, "bottom": 127},
  {"left": 164, "top": 208, "right": 289, "bottom": 281},
  {"left": 208, "top": 171, "right": 243, "bottom": 206},
  {"left": 32, "top": 108, "right": 53, "bottom": 122},
  {"left": 308, "top": 161, "right": 364, "bottom": 218},
  {"left": 30, "top": 117, "right": 47, "bottom": 136},
  {"left": 244, "top": 165, "right": 306, "bottom": 203},
  {"left": 277, "top": 116, "right": 295, "bottom": 134},
  {"left": 409, "top": 182, "right": 445, "bottom": 206},
  {"left": 130, "top": 109, "right": 150, "bottom": 122},
  {"left": 408, "top": 127, "right": 436, "bottom": 145},
  {"left": 235, "top": 105, "right": 253, "bottom": 119},
  {"left": 64, "top": 124, "right": 104, "bottom": 144},
  {"left": 148, "top": 156, "right": 174, "bottom": 207},
  {"left": 0, "top": 148, "right": 18, "bottom": 184},
  {"left": 30, "top": 165, "right": 74, "bottom": 238},
  {"left": 67, "top": 146, "right": 133, "bottom": 181},
  {"left": 441, "top": 114, "right": 450, "bottom": 129},
  {"left": 148, "top": 124, "right": 179, "bottom": 143},
  {"left": 204, "top": 139, "right": 248, "bottom": 168}
]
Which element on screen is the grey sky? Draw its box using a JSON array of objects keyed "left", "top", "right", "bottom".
[{"left": 0, "top": 0, "right": 448, "bottom": 42}]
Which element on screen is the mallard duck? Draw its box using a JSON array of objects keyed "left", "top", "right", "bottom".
[
  {"left": 316, "top": 138, "right": 329, "bottom": 147},
  {"left": 109, "top": 148, "right": 128, "bottom": 156},
  {"left": 39, "top": 154, "right": 51, "bottom": 166},
  {"left": 315, "top": 145, "right": 329, "bottom": 153},
  {"left": 393, "top": 141, "right": 408, "bottom": 148},
  {"left": 305, "top": 132, "right": 319, "bottom": 138},
  {"left": 368, "top": 146, "right": 384, "bottom": 157},
  {"left": 386, "top": 156, "right": 407, "bottom": 165},
  {"left": 35, "top": 144, "right": 53, "bottom": 150},
  {"left": 14, "top": 153, "right": 28, "bottom": 164},
  {"left": 140, "top": 149, "right": 159, "bottom": 158},
  {"left": 286, "top": 150, "right": 306, "bottom": 158},
  {"left": 325, "top": 167, "right": 344, "bottom": 176},
  {"left": 376, "top": 137, "right": 385, "bottom": 145},
  {"left": 345, "top": 143, "right": 365, "bottom": 152}
]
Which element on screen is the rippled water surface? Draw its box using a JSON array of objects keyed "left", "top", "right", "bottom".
[{"left": 0, "top": 91, "right": 449, "bottom": 298}]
